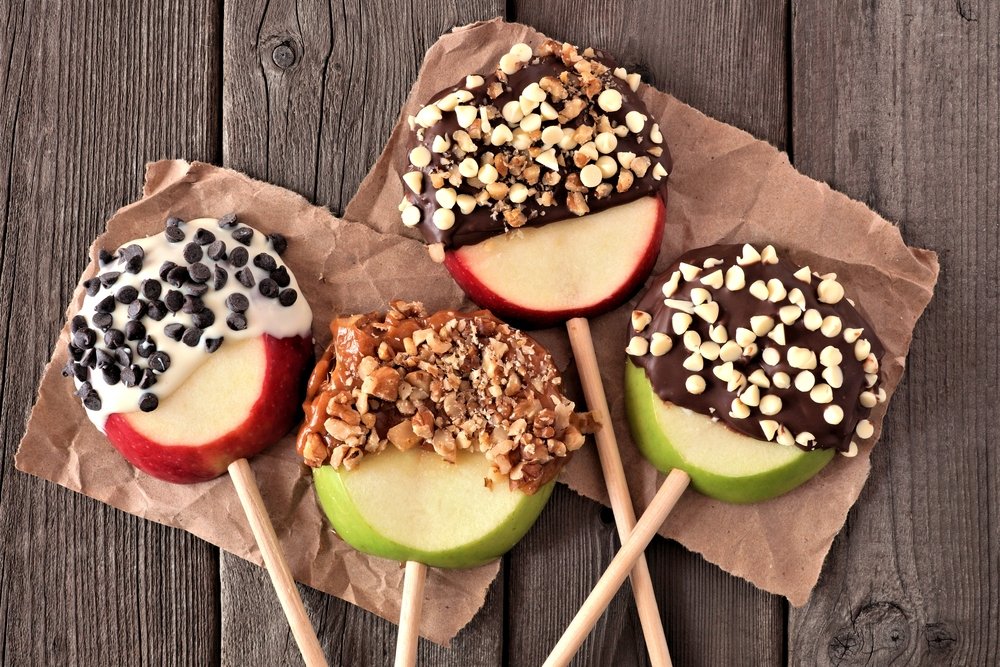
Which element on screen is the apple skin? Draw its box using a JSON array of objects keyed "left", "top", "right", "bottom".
[
  {"left": 444, "top": 194, "right": 666, "bottom": 329},
  {"left": 313, "top": 452, "right": 555, "bottom": 569},
  {"left": 624, "top": 362, "right": 834, "bottom": 504},
  {"left": 104, "top": 334, "right": 314, "bottom": 484}
]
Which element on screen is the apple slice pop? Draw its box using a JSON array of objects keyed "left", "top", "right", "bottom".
[
  {"left": 297, "top": 302, "right": 596, "bottom": 666},
  {"left": 397, "top": 39, "right": 673, "bottom": 665},
  {"left": 544, "top": 243, "right": 888, "bottom": 665},
  {"left": 64, "top": 215, "right": 326, "bottom": 666}
]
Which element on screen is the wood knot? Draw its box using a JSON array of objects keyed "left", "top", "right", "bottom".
[
  {"left": 271, "top": 41, "right": 297, "bottom": 69},
  {"left": 828, "top": 601, "right": 910, "bottom": 663},
  {"left": 924, "top": 622, "right": 958, "bottom": 653}
]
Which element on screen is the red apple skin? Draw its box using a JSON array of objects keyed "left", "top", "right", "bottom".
[
  {"left": 104, "top": 334, "right": 314, "bottom": 484},
  {"left": 443, "top": 194, "right": 666, "bottom": 329}
]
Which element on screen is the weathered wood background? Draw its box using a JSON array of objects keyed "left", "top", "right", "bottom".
[{"left": 0, "top": 0, "right": 994, "bottom": 664}]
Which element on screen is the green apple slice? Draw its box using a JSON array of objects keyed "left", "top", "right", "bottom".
[
  {"left": 313, "top": 446, "right": 554, "bottom": 568},
  {"left": 625, "top": 362, "right": 834, "bottom": 503}
]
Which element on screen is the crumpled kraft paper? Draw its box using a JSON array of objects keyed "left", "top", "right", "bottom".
[{"left": 344, "top": 19, "right": 940, "bottom": 605}]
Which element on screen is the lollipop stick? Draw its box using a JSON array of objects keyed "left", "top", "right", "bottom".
[
  {"left": 395, "top": 560, "right": 428, "bottom": 667},
  {"left": 228, "top": 458, "right": 328, "bottom": 667},
  {"left": 543, "top": 468, "right": 690, "bottom": 667},
  {"left": 565, "top": 317, "right": 672, "bottom": 666}
]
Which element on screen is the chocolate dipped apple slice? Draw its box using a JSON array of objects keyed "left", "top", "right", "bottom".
[
  {"left": 298, "top": 302, "right": 595, "bottom": 666},
  {"left": 545, "top": 244, "right": 887, "bottom": 666},
  {"left": 65, "top": 215, "right": 326, "bottom": 665},
  {"left": 397, "top": 39, "right": 672, "bottom": 666}
]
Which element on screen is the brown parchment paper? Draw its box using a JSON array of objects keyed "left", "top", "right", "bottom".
[
  {"left": 15, "top": 160, "right": 498, "bottom": 645},
  {"left": 344, "top": 19, "right": 940, "bottom": 605}
]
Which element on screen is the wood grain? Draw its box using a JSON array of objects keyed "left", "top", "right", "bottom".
[
  {"left": 0, "top": 0, "right": 221, "bottom": 664},
  {"left": 790, "top": 0, "right": 999, "bottom": 663}
]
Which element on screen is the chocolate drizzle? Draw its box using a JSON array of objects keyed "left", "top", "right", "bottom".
[
  {"left": 401, "top": 40, "right": 672, "bottom": 249},
  {"left": 628, "top": 244, "right": 886, "bottom": 453}
]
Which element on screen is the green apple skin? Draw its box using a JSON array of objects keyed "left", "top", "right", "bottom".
[
  {"left": 313, "top": 448, "right": 554, "bottom": 568},
  {"left": 624, "top": 362, "right": 834, "bottom": 504}
]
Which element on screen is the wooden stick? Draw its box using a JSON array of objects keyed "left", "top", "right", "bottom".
[
  {"left": 565, "top": 317, "right": 673, "bottom": 667},
  {"left": 543, "top": 468, "right": 691, "bottom": 667},
  {"left": 395, "top": 560, "right": 428, "bottom": 667},
  {"left": 228, "top": 458, "right": 328, "bottom": 667}
]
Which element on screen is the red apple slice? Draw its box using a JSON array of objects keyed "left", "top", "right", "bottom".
[
  {"left": 444, "top": 195, "right": 665, "bottom": 327},
  {"left": 104, "top": 334, "right": 313, "bottom": 484}
]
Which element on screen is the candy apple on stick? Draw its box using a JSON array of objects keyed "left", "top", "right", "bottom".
[
  {"left": 397, "top": 39, "right": 673, "bottom": 666},
  {"left": 543, "top": 243, "right": 889, "bottom": 666},
  {"left": 65, "top": 215, "right": 326, "bottom": 666},
  {"left": 298, "top": 303, "right": 596, "bottom": 667}
]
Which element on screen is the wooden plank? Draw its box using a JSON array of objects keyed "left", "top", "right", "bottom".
[
  {"left": 0, "top": 1, "right": 222, "bottom": 664},
  {"left": 219, "top": 2, "right": 507, "bottom": 664},
  {"left": 790, "top": 0, "right": 998, "bottom": 663},
  {"left": 506, "top": 2, "right": 788, "bottom": 664}
]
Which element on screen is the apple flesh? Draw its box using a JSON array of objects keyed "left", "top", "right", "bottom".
[
  {"left": 625, "top": 362, "right": 834, "bottom": 504},
  {"left": 104, "top": 334, "right": 313, "bottom": 484},
  {"left": 313, "top": 447, "right": 554, "bottom": 568},
  {"left": 444, "top": 196, "right": 665, "bottom": 328}
]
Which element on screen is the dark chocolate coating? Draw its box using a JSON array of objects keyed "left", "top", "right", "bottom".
[{"left": 628, "top": 244, "right": 885, "bottom": 453}]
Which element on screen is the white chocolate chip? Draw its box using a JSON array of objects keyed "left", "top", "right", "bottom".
[
  {"left": 625, "top": 110, "right": 646, "bottom": 133},
  {"left": 843, "top": 327, "right": 864, "bottom": 343},
  {"left": 709, "top": 324, "right": 728, "bottom": 344},
  {"left": 759, "top": 420, "right": 779, "bottom": 440},
  {"left": 821, "top": 315, "right": 842, "bottom": 338},
  {"left": 631, "top": 310, "right": 652, "bottom": 332},
  {"left": 683, "top": 352, "right": 704, "bottom": 372},
  {"left": 863, "top": 354, "right": 879, "bottom": 375},
  {"left": 431, "top": 134, "right": 451, "bottom": 153},
  {"left": 539, "top": 101, "right": 559, "bottom": 121},
  {"left": 766, "top": 278, "right": 787, "bottom": 302},
  {"left": 796, "top": 431, "right": 816, "bottom": 447},
  {"left": 762, "top": 347, "right": 781, "bottom": 366},
  {"left": 713, "top": 361, "right": 734, "bottom": 382},
  {"left": 855, "top": 419, "right": 874, "bottom": 439},
  {"left": 508, "top": 182, "right": 529, "bottom": 204},
  {"left": 579, "top": 164, "right": 603, "bottom": 188},
  {"left": 499, "top": 53, "right": 522, "bottom": 75},
  {"left": 772, "top": 371, "right": 791, "bottom": 389},
  {"left": 795, "top": 370, "right": 816, "bottom": 392},
  {"left": 626, "top": 72, "right": 642, "bottom": 91},
  {"left": 740, "top": 384, "right": 761, "bottom": 407},
  {"left": 749, "top": 280, "right": 769, "bottom": 300},
  {"left": 748, "top": 369, "right": 770, "bottom": 388},
  {"left": 750, "top": 315, "right": 775, "bottom": 336},
  {"left": 686, "top": 375, "right": 706, "bottom": 395},
  {"left": 617, "top": 151, "right": 636, "bottom": 169},
  {"left": 454, "top": 105, "right": 477, "bottom": 128},
  {"left": 822, "top": 365, "right": 844, "bottom": 388},
  {"left": 402, "top": 171, "right": 423, "bottom": 194},
  {"left": 819, "top": 345, "right": 843, "bottom": 367},
  {"left": 801, "top": 309, "right": 821, "bottom": 331},
  {"left": 597, "top": 88, "right": 623, "bottom": 112},
  {"left": 737, "top": 244, "right": 762, "bottom": 266},
  {"left": 855, "top": 338, "right": 872, "bottom": 361},
  {"left": 596, "top": 155, "right": 618, "bottom": 178},
  {"left": 679, "top": 263, "right": 702, "bottom": 282},
  {"left": 511, "top": 128, "right": 532, "bottom": 151},
  {"left": 700, "top": 269, "right": 724, "bottom": 289},
  {"left": 730, "top": 399, "right": 751, "bottom": 419},
  {"left": 759, "top": 394, "right": 783, "bottom": 416},
  {"left": 672, "top": 312, "right": 693, "bottom": 335},
  {"left": 595, "top": 132, "right": 618, "bottom": 154},
  {"left": 415, "top": 105, "right": 442, "bottom": 128},
  {"left": 435, "top": 188, "right": 457, "bottom": 209},
  {"left": 664, "top": 299, "right": 694, "bottom": 314},
  {"left": 509, "top": 42, "right": 533, "bottom": 62},
  {"left": 650, "top": 332, "right": 672, "bottom": 356},
  {"left": 779, "top": 305, "right": 801, "bottom": 325},
  {"left": 465, "top": 74, "right": 484, "bottom": 88},
  {"left": 694, "top": 302, "right": 720, "bottom": 324},
  {"left": 502, "top": 101, "right": 524, "bottom": 124},
  {"left": 649, "top": 123, "right": 663, "bottom": 144},
  {"left": 409, "top": 146, "right": 431, "bottom": 168},
  {"left": 661, "top": 271, "right": 681, "bottom": 297},
  {"left": 626, "top": 335, "right": 649, "bottom": 356},
  {"left": 777, "top": 425, "right": 796, "bottom": 446},
  {"left": 760, "top": 245, "right": 779, "bottom": 264},
  {"left": 683, "top": 330, "right": 702, "bottom": 352},
  {"left": 719, "top": 340, "right": 743, "bottom": 363},
  {"left": 735, "top": 327, "right": 756, "bottom": 347},
  {"left": 788, "top": 288, "right": 806, "bottom": 308},
  {"left": 865, "top": 373, "right": 878, "bottom": 387},
  {"left": 742, "top": 342, "right": 759, "bottom": 358},
  {"left": 432, "top": 208, "right": 455, "bottom": 230},
  {"left": 519, "top": 113, "right": 542, "bottom": 133},
  {"left": 877, "top": 387, "right": 887, "bottom": 403},
  {"left": 793, "top": 266, "right": 812, "bottom": 283},
  {"left": 767, "top": 323, "right": 786, "bottom": 346},
  {"left": 817, "top": 278, "right": 845, "bottom": 304},
  {"left": 690, "top": 288, "right": 711, "bottom": 305},
  {"left": 699, "top": 341, "right": 721, "bottom": 361},
  {"left": 541, "top": 125, "right": 563, "bottom": 145},
  {"left": 725, "top": 265, "right": 746, "bottom": 291},
  {"left": 456, "top": 194, "right": 476, "bottom": 215},
  {"left": 859, "top": 391, "right": 877, "bottom": 408},
  {"left": 823, "top": 405, "right": 844, "bottom": 425},
  {"left": 841, "top": 441, "right": 859, "bottom": 458},
  {"left": 810, "top": 383, "right": 833, "bottom": 404},
  {"left": 536, "top": 148, "right": 559, "bottom": 171},
  {"left": 452, "top": 130, "right": 475, "bottom": 152},
  {"left": 401, "top": 205, "right": 421, "bottom": 227},
  {"left": 787, "top": 346, "right": 817, "bottom": 370},
  {"left": 477, "top": 163, "right": 499, "bottom": 185}
]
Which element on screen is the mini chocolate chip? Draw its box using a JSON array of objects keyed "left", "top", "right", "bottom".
[
  {"left": 183, "top": 242, "right": 203, "bottom": 263},
  {"left": 182, "top": 294, "right": 205, "bottom": 314},
  {"left": 138, "top": 372, "right": 157, "bottom": 389},
  {"left": 182, "top": 327, "right": 203, "bottom": 347},
  {"left": 146, "top": 300, "right": 167, "bottom": 321},
  {"left": 73, "top": 328, "right": 97, "bottom": 349},
  {"left": 121, "top": 364, "right": 143, "bottom": 388},
  {"left": 205, "top": 337, "right": 224, "bottom": 353},
  {"left": 229, "top": 246, "right": 249, "bottom": 267},
  {"left": 267, "top": 233, "right": 287, "bottom": 255},
  {"left": 137, "top": 336, "right": 156, "bottom": 358},
  {"left": 115, "top": 346, "right": 132, "bottom": 366},
  {"left": 124, "top": 320, "right": 145, "bottom": 341},
  {"left": 104, "top": 329, "right": 125, "bottom": 349},
  {"left": 138, "top": 393, "right": 158, "bottom": 412},
  {"left": 102, "top": 365, "right": 120, "bottom": 386},
  {"left": 207, "top": 240, "right": 227, "bottom": 261},
  {"left": 69, "top": 345, "right": 84, "bottom": 361},
  {"left": 270, "top": 266, "right": 290, "bottom": 287},
  {"left": 231, "top": 227, "right": 253, "bottom": 246},
  {"left": 75, "top": 381, "right": 93, "bottom": 398},
  {"left": 188, "top": 283, "right": 209, "bottom": 297},
  {"left": 164, "top": 323, "right": 186, "bottom": 341},
  {"left": 96, "top": 349, "right": 115, "bottom": 368},
  {"left": 80, "top": 348, "right": 96, "bottom": 368},
  {"left": 236, "top": 268, "right": 255, "bottom": 288},
  {"left": 166, "top": 265, "right": 189, "bottom": 287},
  {"left": 159, "top": 261, "right": 177, "bottom": 281},
  {"left": 253, "top": 253, "right": 276, "bottom": 272},
  {"left": 278, "top": 288, "right": 298, "bottom": 307},
  {"left": 218, "top": 213, "right": 238, "bottom": 229},
  {"left": 124, "top": 256, "right": 143, "bottom": 274},
  {"left": 83, "top": 390, "right": 102, "bottom": 411},
  {"left": 120, "top": 244, "right": 144, "bottom": 262},
  {"left": 258, "top": 278, "right": 279, "bottom": 298},
  {"left": 72, "top": 363, "right": 89, "bottom": 382},
  {"left": 166, "top": 216, "right": 184, "bottom": 228},
  {"left": 192, "top": 310, "right": 215, "bottom": 329},
  {"left": 99, "top": 248, "right": 115, "bottom": 265},
  {"left": 148, "top": 351, "right": 170, "bottom": 372},
  {"left": 84, "top": 278, "right": 101, "bottom": 296},
  {"left": 213, "top": 266, "right": 228, "bottom": 290},
  {"left": 188, "top": 262, "right": 211, "bottom": 284},
  {"left": 226, "top": 293, "right": 250, "bottom": 312},
  {"left": 164, "top": 290, "right": 184, "bottom": 312},
  {"left": 140, "top": 279, "right": 161, "bottom": 300},
  {"left": 226, "top": 312, "right": 248, "bottom": 331},
  {"left": 127, "top": 299, "right": 147, "bottom": 320},
  {"left": 165, "top": 226, "right": 185, "bottom": 243},
  {"left": 92, "top": 312, "right": 113, "bottom": 331},
  {"left": 71, "top": 315, "right": 87, "bottom": 333},
  {"left": 99, "top": 272, "right": 121, "bottom": 288},
  {"left": 96, "top": 295, "right": 116, "bottom": 313},
  {"left": 116, "top": 285, "right": 138, "bottom": 304},
  {"left": 194, "top": 228, "right": 215, "bottom": 245}
]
